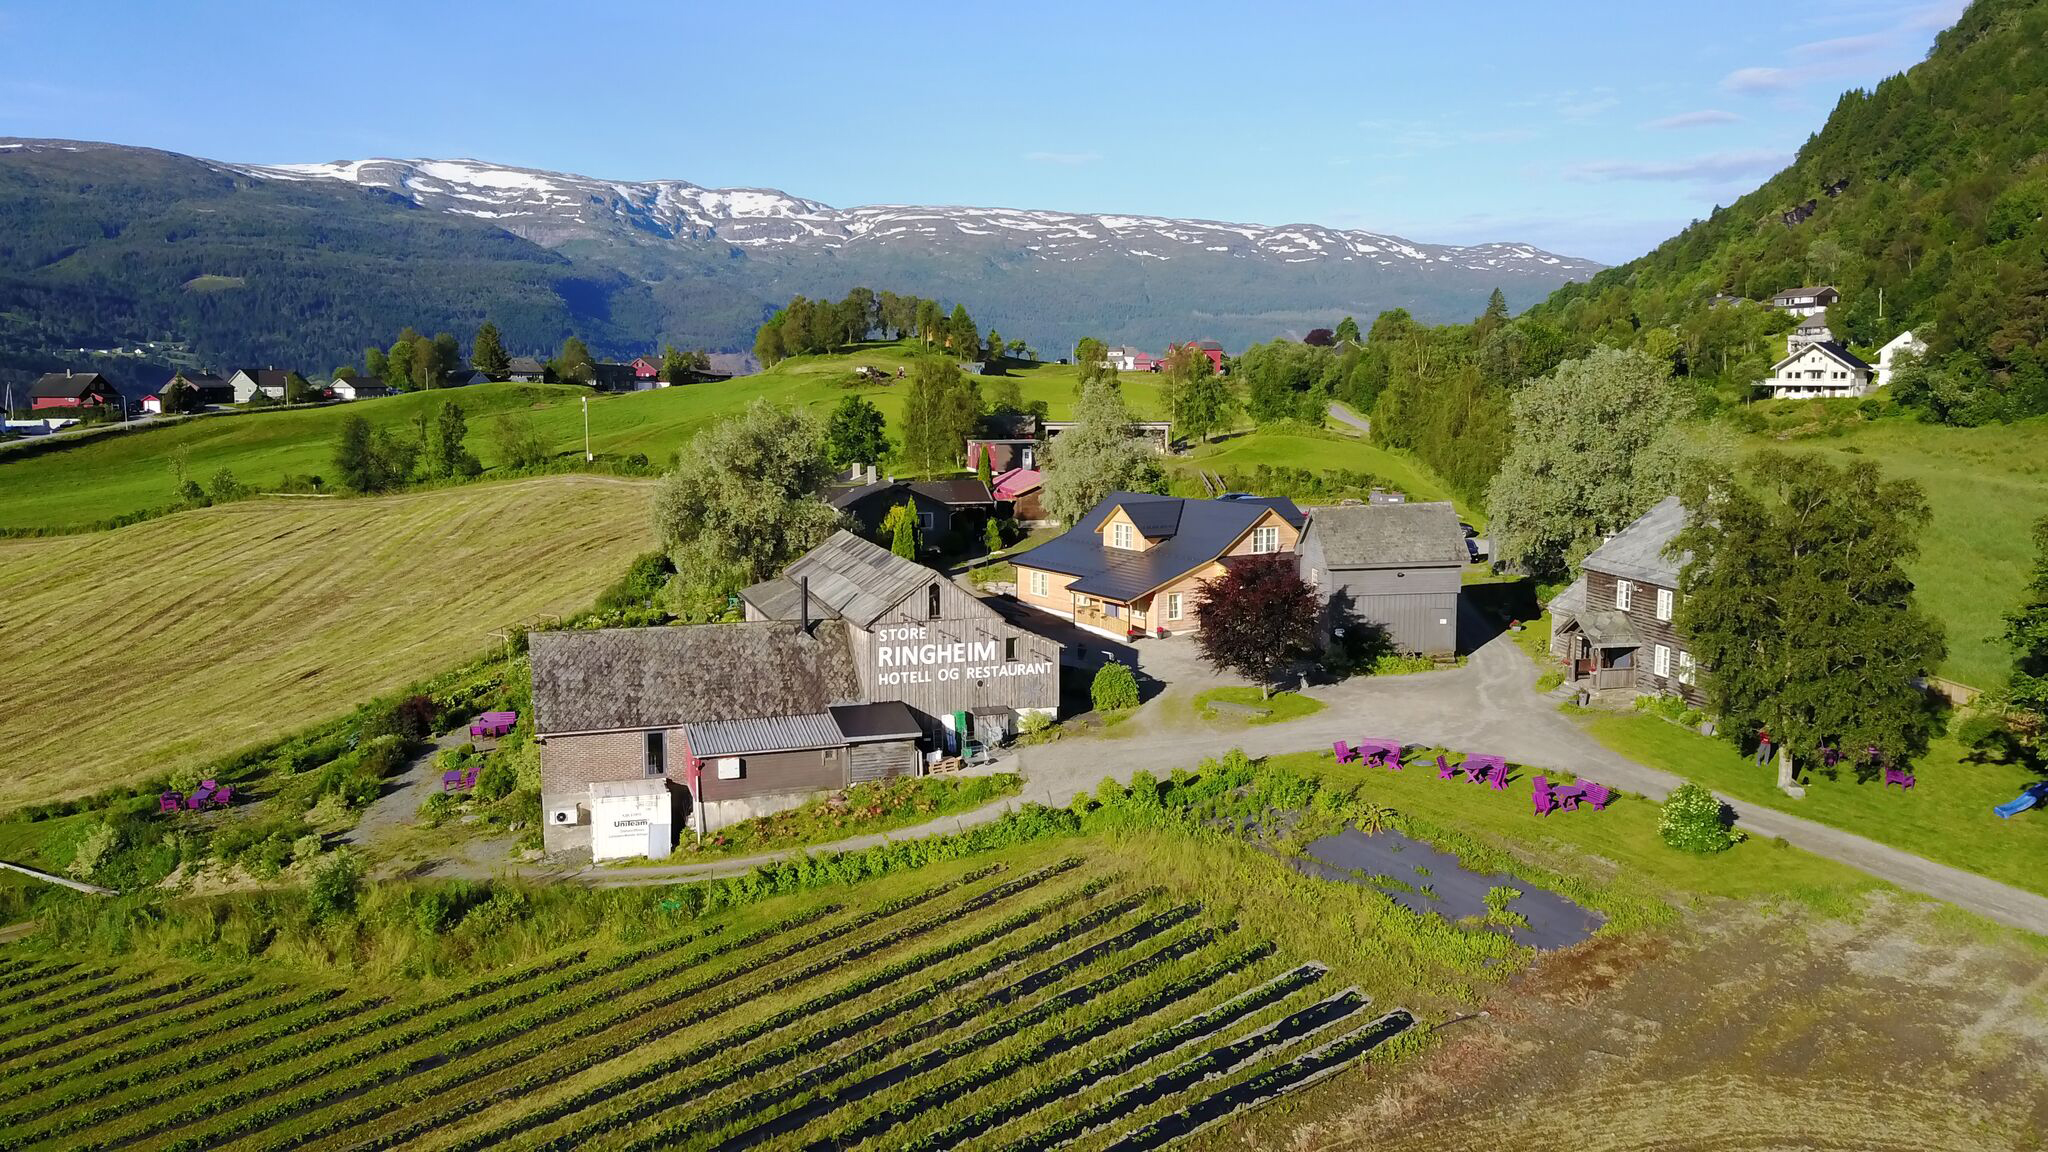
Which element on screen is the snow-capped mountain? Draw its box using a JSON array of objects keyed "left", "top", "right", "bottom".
[{"left": 230, "top": 156, "right": 1601, "bottom": 277}]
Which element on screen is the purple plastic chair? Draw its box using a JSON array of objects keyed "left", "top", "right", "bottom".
[
  {"left": 1484, "top": 761, "right": 1509, "bottom": 791},
  {"left": 1884, "top": 768, "right": 1916, "bottom": 791},
  {"left": 1332, "top": 740, "right": 1360, "bottom": 765},
  {"left": 184, "top": 788, "right": 211, "bottom": 810},
  {"left": 159, "top": 791, "right": 183, "bottom": 814},
  {"left": 1435, "top": 755, "right": 1458, "bottom": 781},
  {"left": 1578, "top": 781, "right": 1614, "bottom": 810},
  {"left": 1532, "top": 775, "right": 1556, "bottom": 816},
  {"left": 210, "top": 784, "right": 234, "bottom": 808}
]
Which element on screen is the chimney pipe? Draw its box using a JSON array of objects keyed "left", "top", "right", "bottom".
[
  {"left": 799, "top": 576, "right": 811, "bottom": 634},
  {"left": 866, "top": 463, "right": 877, "bottom": 485}
]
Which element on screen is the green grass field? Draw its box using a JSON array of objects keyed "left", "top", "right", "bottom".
[
  {"left": 0, "top": 476, "right": 652, "bottom": 809},
  {"left": 1732, "top": 415, "right": 2048, "bottom": 689},
  {"left": 1575, "top": 710, "right": 2048, "bottom": 898}
]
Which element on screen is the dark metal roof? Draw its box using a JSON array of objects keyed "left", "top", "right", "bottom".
[
  {"left": 1020, "top": 493, "right": 1303, "bottom": 603},
  {"left": 830, "top": 701, "right": 922, "bottom": 743},
  {"left": 30, "top": 371, "right": 111, "bottom": 398},
  {"left": 825, "top": 480, "right": 898, "bottom": 510},
  {"left": 907, "top": 478, "right": 994, "bottom": 507},
  {"left": 683, "top": 713, "right": 844, "bottom": 757},
  {"left": 529, "top": 621, "right": 860, "bottom": 735},
  {"left": 1302, "top": 502, "right": 1466, "bottom": 568},
  {"left": 507, "top": 356, "right": 546, "bottom": 374}
]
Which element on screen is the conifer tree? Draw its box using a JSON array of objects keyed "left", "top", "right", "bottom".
[{"left": 471, "top": 321, "right": 510, "bottom": 377}]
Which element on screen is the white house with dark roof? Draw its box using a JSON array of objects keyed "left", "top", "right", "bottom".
[
  {"left": 1875, "top": 330, "right": 1927, "bottom": 389},
  {"left": 1297, "top": 501, "right": 1468, "bottom": 656},
  {"left": 1768, "top": 285, "right": 1840, "bottom": 317},
  {"left": 1760, "top": 339, "right": 1873, "bottom": 399}
]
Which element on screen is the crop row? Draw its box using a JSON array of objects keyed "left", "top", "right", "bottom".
[
  {"left": 0, "top": 973, "right": 245, "bottom": 1066},
  {"left": 0, "top": 984, "right": 306, "bottom": 1104},
  {"left": 0, "top": 992, "right": 391, "bottom": 1135},
  {"left": 15, "top": 938, "right": 609, "bottom": 1146},
  {"left": 1098, "top": 1010, "right": 1417, "bottom": 1152},
  {"left": 614, "top": 908, "right": 1217, "bottom": 1152},
  {"left": 250, "top": 863, "right": 1039, "bottom": 1152},
  {"left": 900, "top": 962, "right": 1330, "bottom": 1152},
  {"left": 0, "top": 956, "right": 48, "bottom": 983},
  {"left": 0, "top": 962, "right": 96, "bottom": 1006},
  {"left": 137, "top": 906, "right": 840, "bottom": 1152},
  {"left": 995, "top": 986, "right": 1374, "bottom": 1152},
  {"left": 803, "top": 943, "right": 1284, "bottom": 1152},
  {"left": 442, "top": 877, "right": 1137, "bottom": 1152},
  {"left": 790, "top": 938, "right": 1269, "bottom": 1152},
  {"left": 322, "top": 863, "right": 1084, "bottom": 1152},
  {"left": 0, "top": 969, "right": 136, "bottom": 1027}
]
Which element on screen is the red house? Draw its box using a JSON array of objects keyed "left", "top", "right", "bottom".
[
  {"left": 628, "top": 357, "right": 661, "bottom": 385},
  {"left": 1170, "top": 341, "right": 1225, "bottom": 372},
  {"left": 29, "top": 371, "right": 121, "bottom": 411}
]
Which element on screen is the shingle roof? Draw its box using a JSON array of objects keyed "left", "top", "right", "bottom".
[
  {"left": 1581, "top": 496, "right": 1689, "bottom": 586},
  {"left": 683, "top": 713, "right": 844, "bottom": 757},
  {"left": 528, "top": 621, "right": 860, "bottom": 735},
  {"left": 507, "top": 356, "right": 546, "bottom": 374},
  {"left": 830, "top": 701, "right": 922, "bottom": 742},
  {"left": 1302, "top": 501, "right": 1466, "bottom": 568},
  {"left": 30, "top": 371, "right": 110, "bottom": 398},
  {"left": 1021, "top": 493, "right": 1304, "bottom": 603},
  {"left": 825, "top": 480, "right": 898, "bottom": 510},
  {"left": 743, "top": 530, "right": 962, "bottom": 629}
]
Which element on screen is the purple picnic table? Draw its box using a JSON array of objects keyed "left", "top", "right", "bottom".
[
  {"left": 470, "top": 711, "right": 519, "bottom": 739},
  {"left": 1356, "top": 740, "right": 1403, "bottom": 769},
  {"left": 1459, "top": 754, "right": 1507, "bottom": 785}
]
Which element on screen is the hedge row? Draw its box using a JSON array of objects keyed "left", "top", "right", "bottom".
[
  {"left": 257, "top": 869, "right": 1020, "bottom": 1152},
  {"left": 903, "top": 962, "right": 1329, "bottom": 1151},
  {"left": 812, "top": 942, "right": 1276, "bottom": 1152},
  {"left": 620, "top": 908, "right": 1214, "bottom": 1152}
]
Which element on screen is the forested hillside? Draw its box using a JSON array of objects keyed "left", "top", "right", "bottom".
[{"left": 1530, "top": 0, "right": 2048, "bottom": 424}]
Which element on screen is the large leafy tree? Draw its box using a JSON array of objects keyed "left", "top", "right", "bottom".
[
  {"left": 1192, "top": 554, "right": 1319, "bottom": 697},
  {"left": 824, "top": 395, "right": 889, "bottom": 470},
  {"left": 427, "top": 400, "right": 481, "bottom": 478},
  {"left": 900, "top": 357, "right": 981, "bottom": 475},
  {"left": 652, "top": 399, "right": 847, "bottom": 603},
  {"left": 471, "top": 321, "right": 511, "bottom": 378},
  {"left": 1674, "top": 452, "right": 1946, "bottom": 789},
  {"left": 553, "top": 336, "right": 594, "bottom": 384},
  {"left": 1073, "top": 337, "right": 1117, "bottom": 392},
  {"left": 2002, "top": 515, "right": 2048, "bottom": 745},
  {"left": 1485, "top": 346, "right": 1696, "bottom": 581},
  {"left": 1041, "top": 377, "right": 1166, "bottom": 525}
]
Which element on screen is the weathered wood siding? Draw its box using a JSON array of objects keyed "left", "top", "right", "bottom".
[
  {"left": 847, "top": 740, "right": 919, "bottom": 782},
  {"left": 855, "top": 576, "right": 1061, "bottom": 724},
  {"left": 696, "top": 746, "right": 845, "bottom": 801},
  {"left": 1582, "top": 569, "right": 1706, "bottom": 706},
  {"left": 1301, "top": 526, "right": 1461, "bottom": 656}
]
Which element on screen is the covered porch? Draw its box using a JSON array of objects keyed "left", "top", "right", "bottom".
[
  {"left": 1555, "top": 609, "right": 1639, "bottom": 693},
  {"left": 1071, "top": 591, "right": 1155, "bottom": 640}
]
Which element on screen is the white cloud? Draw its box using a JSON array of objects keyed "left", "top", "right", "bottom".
[
  {"left": 1722, "top": 66, "right": 1798, "bottom": 93},
  {"left": 1644, "top": 109, "right": 1742, "bottom": 130},
  {"left": 1790, "top": 32, "right": 1887, "bottom": 57},
  {"left": 1565, "top": 148, "right": 1789, "bottom": 185},
  {"left": 1023, "top": 151, "right": 1100, "bottom": 166}
]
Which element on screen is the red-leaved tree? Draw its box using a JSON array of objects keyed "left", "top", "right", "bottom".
[{"left": 1192, "top": 554, "right": 1318, "bottom": 697}]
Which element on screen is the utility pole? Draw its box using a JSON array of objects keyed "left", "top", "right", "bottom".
[{"left": 582, "top": 396, "right": 593, "bottom": 462}]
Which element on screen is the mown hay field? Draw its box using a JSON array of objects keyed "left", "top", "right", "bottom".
[{"left": 0, "top": 476, "right": 652, "bottom": 808}]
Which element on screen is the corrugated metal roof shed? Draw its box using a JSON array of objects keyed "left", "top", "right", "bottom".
[{"left": 683, "top": 713, "right": 845, "bottom": 757}]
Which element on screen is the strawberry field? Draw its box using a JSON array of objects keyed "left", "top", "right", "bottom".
[{"left": 0, "top": 844, "right": 1427, "bottom": 1151}]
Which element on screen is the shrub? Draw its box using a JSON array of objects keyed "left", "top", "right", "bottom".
[
  {"left": 1091, "top": 662, "right": 1140, "bottom": 712},
  {"left": 292, "top": 834, "right": 325, "bottom": 866},
  {"left": 1658, "top": 783, "right": 1742, "bottom": 853},
  {"left": 68, "top": 821, "right": 119, "bottom": 880},
  {"left": 419, "top": 791, "right": 455, "bottom": 827},
  {"left": 475, "top": 759, "right": 516, "bottom": 803},
  {"left": 359, "top": 695, "right": 433, "bottom": 744},
  {"left": 1535, "top": 669, "right": 1564, "bottom": 693},
  {"left": 307, "top": 849, "right": 363, "bottom": 919}
]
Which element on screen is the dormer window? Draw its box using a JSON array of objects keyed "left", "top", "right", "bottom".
[{"left": 1111, "top": 521, "right": 1134, "bottom": 550}]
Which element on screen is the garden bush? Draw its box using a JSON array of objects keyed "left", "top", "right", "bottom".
[
  {"left": 1658, "top": 782, "right": 1742, "bottom": 853},
  {"left": 1091, "top": 661, "right": 1140, "bottom": 712}
]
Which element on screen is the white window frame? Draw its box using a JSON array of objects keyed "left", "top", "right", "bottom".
[
  {"left": 1111, "top": 521, "right": 1133, "bottom": 550},
  {"left": 1028, "top": 570, "right": 1047, "bottom": 597},
  {"left": 1251, "top": 525, "right": 1280, "bottom": 554},
  {"left": 1655, "top": 587, "right": 1673, "bottom": 622},
  {"left": 1653, "top": 644, "right": 1671, "bottom": 678},
  {"left": 1614, "top": 579, "right": 1632, "bottom": 612},
  {"left": 1166, "top": 592, "right": 1183, "bottom": 621},
  {"left": 1677, "top": 650, "right": 1696, "bottom": 686},
  {"left": 917, "top": 510, "right": 934, "bottom": 532}
]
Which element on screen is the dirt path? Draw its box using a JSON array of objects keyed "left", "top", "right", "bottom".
[
  {"left": 343, "top": 727, "right": 470, "bottom": 847},
  {"left": 1327, "top": 400, "right": 1372, "bottom": 437}
]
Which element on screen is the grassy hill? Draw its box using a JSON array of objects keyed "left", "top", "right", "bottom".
[
  {"left": 1734, "top": 414, "right": 2048, "bottom": 689},
  {"left": 0, "top": 476, "right": 651, "bottom": 808}
]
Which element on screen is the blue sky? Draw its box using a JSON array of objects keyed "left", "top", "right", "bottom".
[{"left": 0, "top": 0, "right": 1963, "bottom": 263}]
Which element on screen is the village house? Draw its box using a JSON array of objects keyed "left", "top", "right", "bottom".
[
  {"left": 442, "top": 366, "right": 491, "bottom": 388},
  {"left": 1875, "top": 330, "right": 1927, "bottom": 389},
  {"left": 1296, "top": 501, "right": 1467, "bottom": 657},
  {"left": 505, "top": 356, "right": 547, "bottom": 382},
  {"left": 587, "top": 362, "right": 640, "bottom": 392},
  {"left": 530, "top": 531, "right": 1061, "bottom": 859},
  {"left": 968, "top": 437, "right": 1039, "bottom": 473},
  {"left": 627, "top": 356, "right": 661, "bottom": 387},
  {"left": 1171, "top": 340, "right": 1226, "bottom": 372},
  {"left": 227, "top": 368, "right": 301, "bottom": 403},
  {"left": 330, "top": 375, "right": 393, "bottom": 401},
  {"left": 1767, "top": 285, "right": 1839, "bottom": 317},
  {"left": 28, "top": 370, "right": 120, "bottom": 411},
  {"left": 993, "top": 467, "right": 1046, "bottom": 522},
  {"left": 1759, "top": 339, "right": 1873, "bottom": 399},
  {"left": 825, "top": 471, "right": 996, "bottom": 545},
  {"left": 1041, "top": 419, "right": 1174, "bottom": 454},
  {"left": 141, "top": 371, "right": 234, "bottom": 413},
  {"left": 1013, "top": 492, "right": 1304, "bottom": 639},
  {"left": 1548, "top": 496, "right": 1704, "bottom": 707}
]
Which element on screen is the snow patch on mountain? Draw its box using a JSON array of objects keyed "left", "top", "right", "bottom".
[{"left": 225, "top": 155, "right": 1602, "bottom": 277}]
